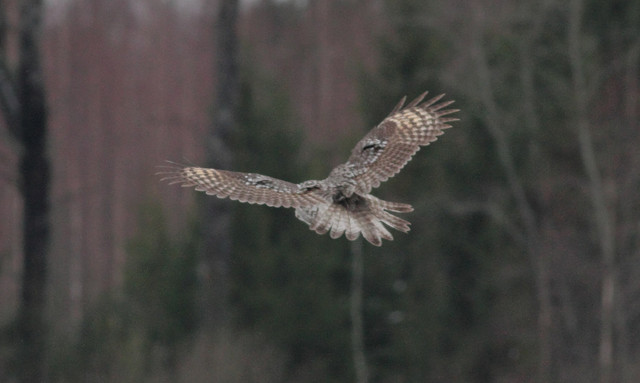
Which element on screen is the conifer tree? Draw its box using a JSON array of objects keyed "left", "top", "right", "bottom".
[{"left": 229, "top": 66, "right": 353, "bottom": 381}]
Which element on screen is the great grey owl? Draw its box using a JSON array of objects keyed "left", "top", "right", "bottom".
[{"left": 159, "top": 91, "right": 458, "bottom": 246}]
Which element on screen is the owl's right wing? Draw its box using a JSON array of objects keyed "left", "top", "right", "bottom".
[
  {"left": 158, "top": 165, "right": 326, "bottom": 208},
  {"left": 342, "top": 92, "right": 458, "bottom": 194}
]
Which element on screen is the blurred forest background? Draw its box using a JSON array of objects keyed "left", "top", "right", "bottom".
[{"left": 1, "top": 0, "right": 639, "bottom": 382}]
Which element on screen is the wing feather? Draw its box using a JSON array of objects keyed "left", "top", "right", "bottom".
[
  {"left": 158, "top": 165, "right": 325, "bottom": 208},
  {"left": 344, "top": 92, "right": 459, "bottom": 194}
]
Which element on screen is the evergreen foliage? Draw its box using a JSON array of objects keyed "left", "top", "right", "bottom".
[
  {"left": 50, "top": 201, "right": 198, "bottom": 382},
  {"left": 357, "top": 1, "right": 534, "bottom": 381},
  {"left": 229, "top": 65, "right": 354, "bottom": 381},
  {"left": 123, "top": 201, "right": 198, "bottom": 351}
]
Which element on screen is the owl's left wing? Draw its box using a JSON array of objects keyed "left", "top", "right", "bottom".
[
  {"left": 158, "top": 165, "right": 326, "bottom": 208},
  {"left": 344, "top": 92, "right": 458, "bottom": 194}
]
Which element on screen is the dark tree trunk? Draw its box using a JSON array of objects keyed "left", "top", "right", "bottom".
[
  {"left": 198, "top": 0, "right": 239, "bottom": 328},
  {"left": 0, "top": 1, "right": 49, "bottom": 382}
]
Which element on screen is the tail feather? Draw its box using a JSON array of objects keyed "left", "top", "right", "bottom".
[
  {"left": 311, "top": 204, "right": 335, "bottom": 235},
  {"left": 368, "top": 215, "right": 394, "bottom": 243},
  {"left": 377, "top": 210, "right": 411, "bottom": 232},
  {"left": 330, "top": 207, "right": 349, "bottom": 239},
  {"left": 376, "top": 198, "right": 414, "bottom": 213},
  {"left": 360, "top": 222, "right": 381, "bottom": 246},
  {"left": 345, "top": 212, "right": 360, "bottom": 241},
  {"left": 295, "top": 194, "right": 412, "bottom": 246}
]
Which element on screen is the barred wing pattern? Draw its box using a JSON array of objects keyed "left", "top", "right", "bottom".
[
  {"left": 159, "top": 167, "right": 325, "bottom": 208},
  {"left": 345, "top": 92, "right": 458, "bottom": 194},
  {"left": 160, "top": 91, "right": 458, "bottom": 246}
]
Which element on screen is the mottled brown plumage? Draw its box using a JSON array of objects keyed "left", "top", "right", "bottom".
[{"left": 159, "top": 91, "right": 458, "bottom": 246}]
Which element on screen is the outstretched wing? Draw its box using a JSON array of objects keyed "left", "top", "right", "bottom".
[
  {"left": 158, "top": 165, "right": 325, "bottom": 208},
  {"left": 344, "top": 92, "right": 459, "bottom": 194}
]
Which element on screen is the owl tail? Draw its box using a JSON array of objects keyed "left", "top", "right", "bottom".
[{"left": 295, "top": 194, "right": 413, "bottom": 246}]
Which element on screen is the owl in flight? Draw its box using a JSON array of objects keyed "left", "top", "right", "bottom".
[{"left": 160, "top": 92, "right": 458, "bottom": 246}]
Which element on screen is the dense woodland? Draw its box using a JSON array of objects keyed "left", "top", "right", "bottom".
[{"left": 1, "top": 0, "right": 639, "bottom": 382}]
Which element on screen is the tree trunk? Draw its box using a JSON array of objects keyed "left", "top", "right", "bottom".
[
  {"left": 14, "top": 1, "right": 49, "bottom": 382},
  {"left": 198, "top": 0, "right": 239, "bottom": 328},
  {"left": 350, "top": 239, "right": 369, "bottom": 383}
]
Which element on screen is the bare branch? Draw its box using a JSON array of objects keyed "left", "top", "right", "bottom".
[
  {"left": 447, "top": 200, "right": 526, "bottom": 246},
  {"left": 469, "top": 7, "right": 553, "bottom": 381},
  {"left": 568, "top": 1, "right": 617, "bottom": 382},
  {"left": 470, "top": 13, "right": 538, "bottom": 242}
]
